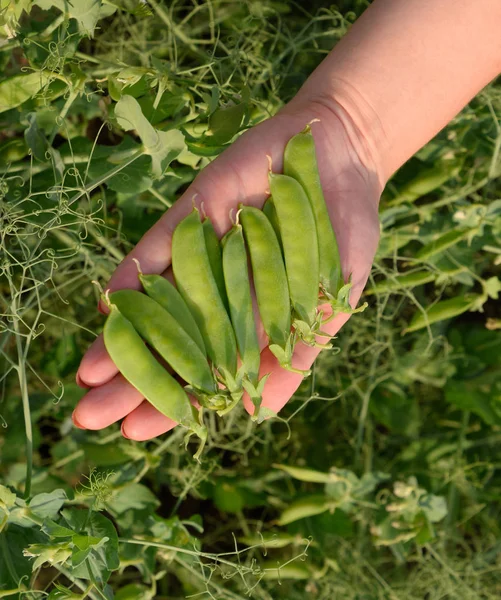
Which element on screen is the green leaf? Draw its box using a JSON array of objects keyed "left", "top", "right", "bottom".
[
  {"left": 42, "top": 518, "right": 75, "bottom": 539},
  {"left": 208, "top": 95, "right": 247, "bottom": 144},
  {"left": 23, "top": 541, "right": 72, "bottom": 571},
  {"left": 484, "top": 276, "right": 501, "bottom": 300},
  {"left": 29, "top": 489, "right": 67, "bottom": 519},
  {"left": 115, "top": 95, "right": 185, "bottom": 178},
  {"left": 418, "top": 494, "right": 448, "bottom": 523},
  {"left": 0, "top": 72, "right": 51, "bottom": 113},
  {"left": 277, "top": 495, "right": 331, "bottom": 526},
  {"left": 69, "top": 512, "right": 119, "bottom": 582},
  {"left": 115, "top": 584, "right": 153, "bottom": 600},
  {"left": 47, "top": 582, "right": 80, "bottom": 599},
  {"left": 71, "top": 534, "right": 108, "bottom": 568},
  {"left": 213, "top": 482, "right": 245, "bottom": 514},
  {"left": 405, "top": 294, "right": 479, "bottom": 333},
  {"left": 445, "top": 378, "right": 501, "bottom": 426},
  {"left": 370, "top": 384, "right": 420, "bottom": 435},
  {"left": 34, "top": 0, "right": 103, "bottom": 37},
  {"left": 83, "top": 442, "right": 132, "bottom": 467},
  {"left": 108, "top": 483, "right": 160, "bottom": 514},
  {"left": 24, "top": 112, "right": 48, "bottom": 161}
]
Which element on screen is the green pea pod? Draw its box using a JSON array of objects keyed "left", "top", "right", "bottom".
[
  {"left": 366, "top": 270, "right": 436, "bottom": 295},
  {"left": 202, "top": 216, "right": 229, "bottom": 311},
  {"left": 221, "top": 223, "right": 261, "bottom": 386},
  {"left": 277, "top": 495, "right": 332, "bottom": 526},
  {"left": 173, "top": 207, "right": 238, "bottom": 377},
  {"left": 404, "top": 294, "right": 479, "bottom": 333},
  {"left": 268, "top": 172, "right": 319, "bottom": 327},
  {"left": 262, "top": 196, "right": 283, "bottom": 253},
  {"left": 416, "top": 228, "right": 474, "bottom": 261},
  {"left": 110, "top": 289, "right": 216, "bottom": 395},
  {"left": 103, "top": 305, "right": 206, "bottom": 458},
  {"left": 137, "top": 269, "right": 206, "bottom": 355},
  {"left": 239, "top": 206, "right": 308, "bottom": 375},
  {"left": 283, "top": 125, "right": 343, "bottom": 296},
  {"left": 389, "top": 160, "right": 461, "bottom": 205},
  {"left": 239, "top": 205, "right": 291, "bottom": 349}
]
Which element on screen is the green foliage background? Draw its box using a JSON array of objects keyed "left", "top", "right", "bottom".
[{"left": 0, "top": 1, "right": 500, "bottom": 598}]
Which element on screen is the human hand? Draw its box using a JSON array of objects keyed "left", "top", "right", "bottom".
[{"left": 72, "top": 93, "right": 383, "bottom": 441}]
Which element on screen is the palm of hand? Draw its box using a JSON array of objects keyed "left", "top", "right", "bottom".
[{"left": 73, "top": 101, "right": 381, "bottom": 440}]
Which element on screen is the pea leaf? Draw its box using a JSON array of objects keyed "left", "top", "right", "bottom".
[
  {"left": 0, "top": 72, "right": 50, "bottom": 113},
  {"left": 214, "top": 481, "right": 245, "bottom": 514},
  {"left": 108, "top": 483, "right": 160, "bottom": 514},
  {"left": 208, "top": 101, "right": 246, "bottom": 145},
  {"left": 115, "top": 95, "right": 185, "bottom": 178},
  {"left": 418, "top": 494, "right": 448, "bottom": 523},
  {"left": 34, "top": 0, "right": 103, "bottom": 37},
  {"left": 484, "top": 276, "right": 501, "bottom": 300},
  {"left": 29, "top": 489, "right": 67, "bottom": 519},
  {"left": 24, "top": 541, "right": 72, "bottom": 571},
  {"left": 42, "top": 518, "right": 75, "bottom": 539}
]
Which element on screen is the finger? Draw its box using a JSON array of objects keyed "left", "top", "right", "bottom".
[
  {"left": 121, "top": 400, "right": 178, "bottom": 441},
  {"left": 72, "top": 373, "right": 145, "bottom": 430},
  {"left": 77, "top": 334, "right": 117, "bottom": 387}
]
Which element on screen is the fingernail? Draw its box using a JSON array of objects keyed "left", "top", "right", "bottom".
[
  {"left": 75, "top": 372, "right": 88, "bottom": 389},
  {"left": 72, "top": 411, "right": 85, "bottom": 429},
  {"left": 121, "top": 421, "right": 130, "bottom": 439}
]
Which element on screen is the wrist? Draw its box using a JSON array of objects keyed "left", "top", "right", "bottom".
[{"left": 285, "top": 76, "right": 391, "bottom": 193}]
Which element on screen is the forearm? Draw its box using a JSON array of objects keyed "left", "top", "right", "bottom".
[{"left": 295, "top": 0, "right": 501, "bottom": 185}]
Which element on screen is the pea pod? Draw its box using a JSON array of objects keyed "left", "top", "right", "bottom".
[
  {"left": 404, "top": 294, "right": 479, "bottom": 333},
  {"left": 103, "top": 304, "right": 206, "bottom": 458},
  {"left": 135, "top": 263, "right": 206, "bottom": 355},
  {"left": 366, "top": 270, "right": 436, "bottom": 295},
  {"left": 262, "top": 196, "right": 282, "bottom": 253},
  {"left": 172, "top": 207, "right": 238, "bottom": 377},
  {"left": 202, "top": 216, "right": 229, "bottom": 311},
  {"left": 109, "top": 289, "right": 216, "bottom": 395},
  {"left": 239, "top": 205, "right": 307, "bottom": 375},
  {"left": 268, "top": 172, "right": 319, "bottom": 327},
  {"left": 222, "top": 223, "right": 261, "bottom": 386},
  {"left": 283, "top": 125, "right": 343, "bottom": 296},
  {"left": 239, "top": 205, "right": 290, "bottom": 348},
  {"left": 416, "top": 228, "right": 474, "bottom": 261}
]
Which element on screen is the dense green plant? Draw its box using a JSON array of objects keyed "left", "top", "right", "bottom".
[{"left": 0, "top": 1, "right": 500, "bottom": 598}]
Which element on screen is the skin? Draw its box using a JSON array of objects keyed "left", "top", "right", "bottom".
[{"left": 74, "top": 0, "right": 501, "bottom": 440}]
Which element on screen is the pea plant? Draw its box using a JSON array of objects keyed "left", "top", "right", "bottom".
[{"left": 1, "top": 1, "right": 501, "bottom": 599}]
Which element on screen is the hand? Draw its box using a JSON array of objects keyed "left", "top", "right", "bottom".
[{"left": 72, "top": 93, "right": 383, "bottom": 441}]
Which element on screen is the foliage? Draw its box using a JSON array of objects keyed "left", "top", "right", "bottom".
[{"left": 0, "top": 0, "right": 500, "bottom": 598}]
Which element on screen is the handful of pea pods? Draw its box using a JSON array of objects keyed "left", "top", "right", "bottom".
[{"left": 101, "top": 125, "right": 366, "bottom": 460}]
